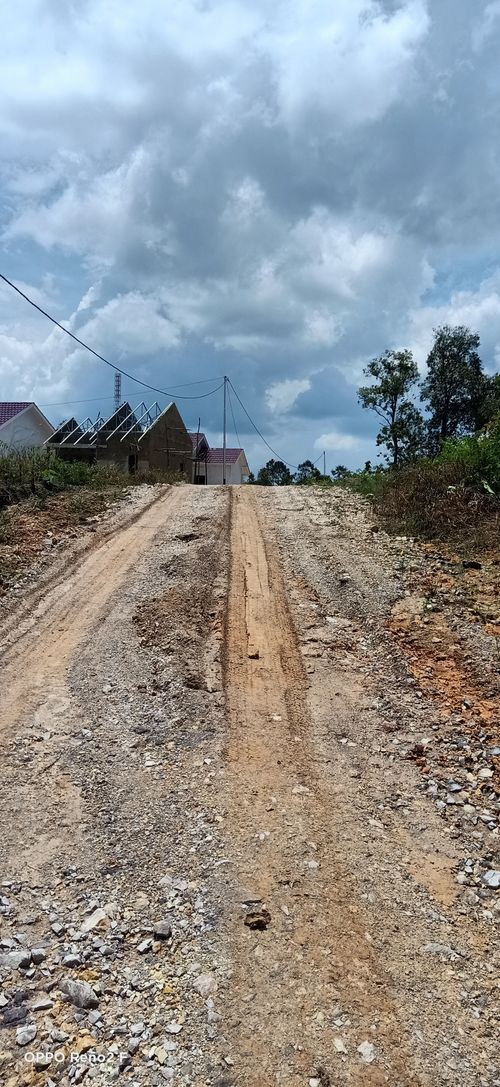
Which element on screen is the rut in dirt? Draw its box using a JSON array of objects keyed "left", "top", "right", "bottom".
[
  {"left": 221, "top": 487, "right": 419, "bottom": 1087},
  {"left": 0, "top": 488, "right": 177, "bottom": 735}
]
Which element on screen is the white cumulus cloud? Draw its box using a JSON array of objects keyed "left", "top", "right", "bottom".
[{"left": 266, "top": 378, "right": 311, "bottom": 414}]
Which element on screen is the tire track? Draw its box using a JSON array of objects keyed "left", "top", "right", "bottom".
[
  {"left": 0, "top": 487, "right": 180, "bottom": 734},
  {"left": 222, "top": 487, "right": 419, "bottom": 1086}
]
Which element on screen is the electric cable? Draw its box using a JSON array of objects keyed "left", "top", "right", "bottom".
[
  {"left": 0, "top": 273, "right": 223, "bottom": 401},
  {"left": 226, "top": 383, "right": 242, "bottom": 450},
  {"left": 228, "top": 379, "right": 299, "bottom": 470}
]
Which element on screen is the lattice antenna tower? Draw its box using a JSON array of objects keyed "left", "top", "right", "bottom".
[{"left": 114, "top": 371, "right": 122, "bottom": 412}]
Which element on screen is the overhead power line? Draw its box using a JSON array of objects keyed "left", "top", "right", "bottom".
[
  {"left": 1, "top": 273, "right": 327, "bottom": 468},
  {"left": 228, "top": 380, "right": 325, "bottom": 473},
  {"left": 39, "top": 394, "right": 126, "bottom": 407},
  {"left": 39, "top": 378, "right": 223, "bottom": 407},
  {"left": 226, "top": 383, "right": 242, "bottom": 450},
  {"left": 228, "top": 379, "right": 299, "bottom": 470},
  {"left": 0, "top": 272, "right": 223, "bottom": 401}
]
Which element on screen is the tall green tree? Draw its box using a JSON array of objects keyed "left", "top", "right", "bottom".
[
  {"left": 478, "top": 373, "right": 500, "bottom": 426},
  {"left": 295, "top": 459, "right": 321, "bottom": 484},
  {"left": 358, "top": 349, "right": 424, "bottom": 468},
  {"left": 256, "top": 459, "right": 294, "bottom": 486},
  {"left": 420, "top": 325, "right": 486, "bottom": 448},
  {"left": 331, "top": 464, "right": 349, "bottom": 479}
]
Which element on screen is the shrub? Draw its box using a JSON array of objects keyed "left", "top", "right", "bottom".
[
  {"left": 337, "top": 418, "right": 500, "bottom": 548},
  {"left": 0, "top": 449, "right": 184, "bottom": 509},
  {"left": 437, "top": 414, "right": 500, "bottom": 492}
]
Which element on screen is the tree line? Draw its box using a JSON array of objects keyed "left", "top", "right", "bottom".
[
  {"left": 358, "top": 324, "right": 500, "bottom": 468},
  {"left": 249, "top": 458, "right": 325, "bottom": 486},
  {"left": 252, "top": 324, "right": 500, "bottom": 483}
]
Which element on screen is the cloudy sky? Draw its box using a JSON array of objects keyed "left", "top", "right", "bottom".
[{"left": 1, "top": 0, "right": 500, "bottom": 470}]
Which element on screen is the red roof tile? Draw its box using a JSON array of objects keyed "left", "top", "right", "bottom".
[
  {"left": 0, "top": 402, "right": 32, "bottom": 426},
  {"left": 207, "top": 448, "right": 244, "bottom": 465}
]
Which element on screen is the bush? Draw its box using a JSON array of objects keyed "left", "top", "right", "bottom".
[
  {"left": 0, "top": 449, "right": 184, "bottom": 510},
  {"left": 372, "top": 460, "right": 498, "bottom": 543},
  {"left": 437, "top": 414, "right": 500, "bottom": 492},
  {"left": 337, "top": 469, "right": 388, "bottom": 498},
  {"left": 335, "top": 418, "right": 500, "bottom": 548}
]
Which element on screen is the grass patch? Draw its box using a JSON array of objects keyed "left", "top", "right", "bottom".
[
  {"left": 0, "top": 450, "right": 185, "bottom": 510},
  {"left": 369, "top": 462, "right": 498, "bottom": 549},
  {"left": 337, "top": 417, "right": 500, "bottom": 551}
]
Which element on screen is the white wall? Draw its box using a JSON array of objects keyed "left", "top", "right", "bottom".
[
  {"left": 0, "top": 407, "right": 54, "bottom": 450},
  {"left": 206, "top": 459, "right": 248, "bottom": 485}
]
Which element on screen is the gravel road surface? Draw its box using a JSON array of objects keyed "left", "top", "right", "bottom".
[{"left": 0, "top": 484, "right": 498, "bottom": 1087}]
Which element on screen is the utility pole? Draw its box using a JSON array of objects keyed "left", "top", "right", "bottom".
[
  {"left": 195, "top": 416, "right": 200, "bottom": 485},
  {"left": 323, "top": 450, "right": 326, "bottom": 477},
  {"left": 222, "top": 376, "right": 227, "bottom": 485}
]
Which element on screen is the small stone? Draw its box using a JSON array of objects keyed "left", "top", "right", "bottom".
[
  {"left": 162, "top": 1040, "right": 178, "bottom": 1052},
  {"left": 130, "top": 1021, "right": 145, "bottom": 1036},
  {"left": 244, "top": 908, "right": 271, "bottom": 931},
  {"left": 193, "top": 973, "right": 217, "bottom": 997},
  {"left": 74, "top": 1034, "right": 96, "bottom": 1055},
  {"left": 334, "top": 1037, "right": 348, "bottom": 1054},
  {"left": 153, "top": 921, "right": 172, "bottom": 941},
  {"left": 51, "top": 1028, "right": 70, "bottom": 1043},
  {"left": 31, "top": 996, "right": 54, "bottom": 1011},
  {"left": 31, "top": 947, "right": 47, "bottom": 965},
  {"left": 481, "top": 870, "right": 500, "bottom": 889},
  {"left": 165, "top": 1021, "right": 183, "bottom": 1034},
  {"left": 2, "top": 1006, "right": 27, "bottom": 1025},
  {"left": 33, "top": 1051, "right": 53, "bottom": 1071},
  {"left": 0, "top": 949, "right": 31, "bottom": 970},
  {"left": 16, "top": 1022, "right": 37, "bottom": 1046},
  {"left": 81, "top": 908, "right": 108, "bottom": 933},
  {"left": 358, "top": 1041, "right": 376, "bottom": 1063},
  {"left": 420, "top": 943, "right": 463, "bottom": 959},
  {"left": 59, "top": 977, "right": 99, "bottom": 1009},
  {"left": 137, "top": 938, "right": 153, "bottom": 954}
]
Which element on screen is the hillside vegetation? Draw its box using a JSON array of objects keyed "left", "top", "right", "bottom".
[
  {"left": 253, "top": 324, "right": 500, "bottom": 551},
  {"left": 343, "top": 416, "right": 500, "bottom": 550},
  {"left": 0, "top": 448, "right": 184, "bottom": 510}
]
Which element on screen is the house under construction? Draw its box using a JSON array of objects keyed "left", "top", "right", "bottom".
[{"left": 46, "top": 401, "right": 192, "bottom": 477}]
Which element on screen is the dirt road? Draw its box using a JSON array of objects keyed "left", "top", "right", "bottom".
[{"left": 0, "top": 484, "right": 498, "bottom": 1086}]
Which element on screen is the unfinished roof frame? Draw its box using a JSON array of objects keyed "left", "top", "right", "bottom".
[
  {"left": 120, "top": 402, "right": 162, "bottom": 442},
  {"left": 48, "top": 401, "right": 165, "bottom": 449}
]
